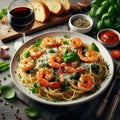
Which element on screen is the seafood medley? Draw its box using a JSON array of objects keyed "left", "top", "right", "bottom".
[{"left": 17, "top": 35, "right": 109, "bottom": 101}]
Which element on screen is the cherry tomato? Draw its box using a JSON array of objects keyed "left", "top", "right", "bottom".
[{"left": 111, "top": 49, "right": 120, "bottom": 59}]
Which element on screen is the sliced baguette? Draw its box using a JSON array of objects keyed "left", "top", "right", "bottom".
[
  {"left": 42, "top": 0, "right": 63, "bottom": 15},
  {"left": 32, "top": 1, "right": 50, "bottom": 22},
  {"left": 57, "top": 0, "right": 71, "bottom": 13}
]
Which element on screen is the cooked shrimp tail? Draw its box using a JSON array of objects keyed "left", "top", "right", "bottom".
[{"left": 78, "top": 73, "right": 95, "bottom": 92}]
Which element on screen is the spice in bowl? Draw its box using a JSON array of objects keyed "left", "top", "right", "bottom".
[
  {"left": 72, "top": 17, "right": 90, "bottom": 28},
  {"left": 68, "top": 14, "right": 93, "bottom": 33},
  {"left": 97, "top": 28, "right": 120, "bottom": 48}
]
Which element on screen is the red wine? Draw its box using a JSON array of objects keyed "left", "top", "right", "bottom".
[{"left": 8, "top": 7, "right": 34, "bottom": 33}]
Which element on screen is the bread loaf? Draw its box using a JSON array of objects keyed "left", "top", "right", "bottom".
[
  {"left": 32, "top": 1, "right": 50, "bottom": 22},
  {"left": 57, "top": 0, "right": 71, "bottom": 13},
  {"left": 42, "top": 0, "right": 63, "bottom": 15},
  {"left": 30, "top": 0, "right": 71, "bottom": 22}
]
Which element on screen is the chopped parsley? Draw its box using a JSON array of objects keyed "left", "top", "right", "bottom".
[
  {"left": 24, "top": 51, "right": 30, "bottom": 58},
  {"left": 91, "top": 64, "right": 100, "bottom": 74},
  {"left": 49, "top": 49, "right": 56, "bottom": 53},
  {"left": 61, "top": 79, "right": 69, "bottom": 92},
  {"left": 32, "top": 82, "right": 40, "bottom": 93},
  {"left": 64, "top": 34, "right": 70, "bottom": 38}
]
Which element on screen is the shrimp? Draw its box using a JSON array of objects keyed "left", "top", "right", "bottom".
[
  {"left": 49, "top": 82, "right": 61, "bottom": 89},
  {"left": 43, "top": 37, "right": 62, "bottom": 48},
  {"left": 30, "top": 47, "right": 44, "bottom": 59},
  {"left": 78, "top": 73, "right": 95, "bottom": 92},
  {"left": 71, "top": 37, "right": 83, "bottom": 48},
  {"left": 58, "top": 68, "right": 65, "bottom": 83},
  {"left": 65, "top": 66, "right": 76, "bottom": 73},
  {"left": 78, "top": 48, "right": 100, "bottom": 63},
  {"left": 37, "top": 68, "right": 54, "bottom": 86},
  {"left": 48, "top": 54, "right": 62, "bottom": 68},
  {"left": 20, "top": 57, "right": 35, "bottom": 72},
  {"left": 37, "top": 68, "right": 61, "bottom": 88},
  {"left": 76, "top": 66, "right": 86, "bottom": 73},
  {"left": 61, "top": 62, "right": 85, "bottom": 73}
]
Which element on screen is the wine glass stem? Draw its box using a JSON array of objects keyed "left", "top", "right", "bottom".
[{"left": 22, "top": 33, "right": 25, "bottom": 43}]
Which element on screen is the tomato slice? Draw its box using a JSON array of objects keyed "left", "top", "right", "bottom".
[{"left": 111, "top": 49, "right": 120, "bottom": 59}]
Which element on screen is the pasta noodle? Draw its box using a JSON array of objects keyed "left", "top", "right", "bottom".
[{"left": 17, "top": 35, "right": 109, "bottom": 102}]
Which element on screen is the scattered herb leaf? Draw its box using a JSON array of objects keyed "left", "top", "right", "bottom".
[
  {"left": 0, "top": 85, "right": 16, "bottom": 99},
  {"left": 25, "top": 107, "right": 40, "bottom": 119},
  {"left": 0, "top": 61, "right": 9, "bottom": 72},
  {"left": 0, "top": 8, "right": 7, "bottom": 20}
]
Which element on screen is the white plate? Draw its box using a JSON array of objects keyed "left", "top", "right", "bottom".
[{"left": 10, "top": 31, "right": 114, "bottom": 106}]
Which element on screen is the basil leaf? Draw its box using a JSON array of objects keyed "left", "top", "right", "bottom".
[
  {"left": 25, "top": 107, "right": 40, "bottom": 119},
  {"left": 0, "top": 61, "right": 9, "bottom": 67},
  {"left": 24, "top": 51, "right": 30, "bottom": 58},
  {"left": 0, "top": 62, "right": 9, "bottom": 72},
  {"left": 64, "top": 48, "right": 68, "bottom": 55},
  {"left": 34, "top": 39, "right": 42, "bottom": 47},
  {"left": 90, "top": 42, "right": 99, "bottom": 52},
  {"left": 0, "top": 85, "right": 16, "bottom": 99},
  {"left": 0, "top": 8, "right": 7, "bottom": 20},
  {"left": 63, "top": 50, "right": 79, "bottom": 62}
]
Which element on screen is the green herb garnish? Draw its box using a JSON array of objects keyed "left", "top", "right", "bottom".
[
  {"left": 91, "top": 63, "right": 100, "bottom": 74},
  {"left": 24, "top": 51, "right": 30, "bottom": 58},
  {"left": 0, "top": 8, "right": 7, "bottom": 20},
  {"left": 49, "top": 49, "right": 56, "bottom": 53},
  {"left": 61, "top": 79, "right": 69, "bottom": 92},
  {"left": 0, "top": 85, "right": 16, "bottom": 99},
  {"left": 32, "top": 82, "right": 40, "bottom": 93},
  {"left": 25, "top": 107, "right": 40, "bottom": 119},
  {"left": 64, "top": 34, "right": 70, "bottom": 38},
  {"left": 42, "top": 63, "right": 49, "bottom": 68},
  {"left": 70, "top": 73, "right": 80, "bottom": 80},
  {"left": 53, "top": 69, "right": 59, "bottom": 81},
  {"left": 27, "top": 68, "right": 38, "bottom": 74},
  {"left": 0, "top": 61, "right": 9, "bottom": 72},
  {"left": 63, "top": 48, "right": 79, "bottom": 62},
  {"left": 34, "top": 39, "right": 42, "bottom": 47},
  {"left": 90, "top": 42, "right": 99, "bottom": 52}
]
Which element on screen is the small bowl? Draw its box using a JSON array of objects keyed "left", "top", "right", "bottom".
[
  {"left": 97, "top": 28, "right": 120, "bottom": 48},
  {"left": 68, "top": 14, "right": 93, "bottom": 33}
]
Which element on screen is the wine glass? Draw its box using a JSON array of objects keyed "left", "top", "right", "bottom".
[{"left": 7, "top": 0, "right": 35, "bottom": 50}]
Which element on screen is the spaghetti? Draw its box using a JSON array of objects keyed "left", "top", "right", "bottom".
[{"left": 17, "top": 35, "right": 109, "bottom": 101}]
